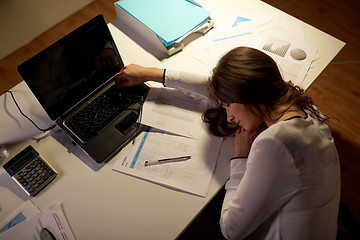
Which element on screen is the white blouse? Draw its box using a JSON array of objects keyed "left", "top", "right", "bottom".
[{"left": 164, "top": 69, "right": 341, "bottom": 240}]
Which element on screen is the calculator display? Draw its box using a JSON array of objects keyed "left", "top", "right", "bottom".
[
  {"left": 7, "top": 148, "right": 38, "bottom": 174},
  {"left": 3, "top": 145, "right": 57, "bottom": 197}
]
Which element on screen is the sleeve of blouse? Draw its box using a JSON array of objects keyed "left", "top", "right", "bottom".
[
  {"left": 164, "top": 69, "right": 210, "bottom": 101},
  {"left": 220, "top": 137, "right": 300, "bottom": 239}
]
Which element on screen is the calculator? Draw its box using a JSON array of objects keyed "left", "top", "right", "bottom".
[{"left": 3, "top": 145, "right": 57, "bottom": 197}]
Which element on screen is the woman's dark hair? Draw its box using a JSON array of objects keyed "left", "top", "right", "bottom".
[{"left": 202, "top": 47, "right": 326, "bottom": 136}]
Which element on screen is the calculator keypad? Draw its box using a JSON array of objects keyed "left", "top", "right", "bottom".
[{"left": 13, "top": 156, "right": 57, "bottom": 196}]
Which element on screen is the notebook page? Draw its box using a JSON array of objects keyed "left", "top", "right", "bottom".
[{"left": 112, "top": 127, "right": 222, "bottom": 197}]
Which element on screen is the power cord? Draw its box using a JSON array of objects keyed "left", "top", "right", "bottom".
[{"left": 4, "top": 90, "right": 56, "bottom": 132}]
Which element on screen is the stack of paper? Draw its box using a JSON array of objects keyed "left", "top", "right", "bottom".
[
  {"left": 113, "top": 85, "right": 222, "bottom": 197},
  {"left": 116, "top": 0, "right": 211, "bottom": 47},
  {"left": 186, "top": 12, "right": 319, "bottom": 88},
  {"left": 0, "top": 201, "right": 74, "bottom": 239},
  {"left": 113, "top": 126, "right": 222, "bottom": 197}
]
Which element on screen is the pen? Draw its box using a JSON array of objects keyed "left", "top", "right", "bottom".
[{"left": 144, "top": 155, "right": 191, "bottom": 166}]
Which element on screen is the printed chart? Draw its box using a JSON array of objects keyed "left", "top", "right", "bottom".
[{"left": 262, "top": 36, "right": 290, "bottom": 57}]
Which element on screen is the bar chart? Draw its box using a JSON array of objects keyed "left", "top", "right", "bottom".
[{"left": 262, "top": 36, "right": 290, "bottom": 57}]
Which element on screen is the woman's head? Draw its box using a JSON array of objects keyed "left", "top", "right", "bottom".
[
  {"left": 203, "top": 47, "right": 323, "bottom": 136},
  {"left": 208, "top": 47, "right": 287, "bottom": 113}
]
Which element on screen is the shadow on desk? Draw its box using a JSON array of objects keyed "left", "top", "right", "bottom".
[
  {"left": 0, "top": 171, "right": 30, "bottom": 201},
  {"left": 111, "top": 19, "right": 207, "bottom": 61},
  {"left": 177, "top": 187, "right": 226, "bottom": 240},
  {"left": 50, "top": 127, "right": 106, "bottom": 171}
]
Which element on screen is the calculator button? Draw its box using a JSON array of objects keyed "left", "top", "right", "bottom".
[{"left": 15, "top": 158, "right": 57, "bottom": 197}]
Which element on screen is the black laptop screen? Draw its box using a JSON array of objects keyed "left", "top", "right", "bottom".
[{"left": 18, "top": 15, "right": 124, "bottom": 120}]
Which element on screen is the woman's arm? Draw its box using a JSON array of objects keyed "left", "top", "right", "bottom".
[
  {"left": 114, "top": 64, "right": 164, "bottom": 86},
  {"left": 220, "top": 137, "right": 300, "bottom": 239},
  {"left": 114, "top": 64, "right": 210, "bottom": 100},
  {"left": 165, "top": 69, "right": 210, "bottom": 100}
]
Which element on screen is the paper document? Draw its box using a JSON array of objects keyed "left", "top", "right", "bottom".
[
  {"left": 0, "top": 202, "right": 74, "bottom": 240},
  {"left": 260, "top": 31, "right": 318, "bottom": 86},
  {"left": 185, "top": 12, "right": 318, "bottom": 88},
  {"left": 112, "top": 126, "right": 222, "bottom": 197},
  {"left": 141, "top": 87, "right": 208, "bottom": 138},
  {"left": 0, "top": 201, "right": 39, "bottom": 234}
]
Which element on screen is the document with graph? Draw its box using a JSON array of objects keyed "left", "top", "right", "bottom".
[
  {"left": 260, "top": 31, "right": 318, "bottom": 87},
  {"left": 112, "top": 126, "right": 222, "bottom": 197},
  {"left": 186, "top": 12, "right": 318, "bottom": 88}
]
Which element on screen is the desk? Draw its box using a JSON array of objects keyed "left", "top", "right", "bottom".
[{"left": 0, "top": 0, "right": 344, "bottom": 239}]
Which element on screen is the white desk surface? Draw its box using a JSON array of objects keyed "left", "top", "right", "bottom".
[{"left": 0, "top": 0, "right": 344, "bottom": 239}]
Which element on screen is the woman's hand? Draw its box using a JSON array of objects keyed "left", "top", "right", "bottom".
[
  {"left": 234, "top": 126, "right": 260, "bottom": 158},
  {"left": 113, "top": 64, "right": 164, "bottom": 87}
]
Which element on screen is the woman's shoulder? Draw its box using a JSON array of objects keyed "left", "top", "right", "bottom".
[
  {"left": 256, "top": 120, "right": 302, "bottom": 143},
  {"left": 255, "top": 116, "right": 334, "bottom": 153}
]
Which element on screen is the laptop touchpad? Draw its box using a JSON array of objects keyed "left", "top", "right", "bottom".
[{"left": 115, "top": 112, "right": 138, "bottom": 134}]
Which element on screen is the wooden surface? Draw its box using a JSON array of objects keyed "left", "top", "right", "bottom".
[
  {"left": 1, "top": 0, "right": 359, "bottom": 237},
  {"left": 0, "top": 0, "right": 118, "bottom": 94}
]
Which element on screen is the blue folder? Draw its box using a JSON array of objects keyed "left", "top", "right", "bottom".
[{"left": 116, "top": 0, "right": 211, "bottom": 47}]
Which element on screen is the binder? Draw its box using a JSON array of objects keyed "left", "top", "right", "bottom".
[{"left": 114, "top": 0, "right": 214, "bottom": 57}]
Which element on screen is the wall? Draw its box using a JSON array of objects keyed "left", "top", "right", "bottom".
[{"left": 0, "top": 0, "right": 94, "bottom": 60}]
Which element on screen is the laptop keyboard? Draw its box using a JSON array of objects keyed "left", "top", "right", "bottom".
[{"left": 65, "top": 86, "right": 133, "bottom": 142}]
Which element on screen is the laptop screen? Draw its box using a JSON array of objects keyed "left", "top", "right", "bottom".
[{"left": 18, "top": 15, "right": 124, "bottom": 120}]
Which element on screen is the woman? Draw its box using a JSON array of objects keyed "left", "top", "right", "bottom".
[{"left": 114, "top": 47, "right": 340, "bottom": 239}]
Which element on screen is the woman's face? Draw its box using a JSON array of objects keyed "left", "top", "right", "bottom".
[{"left": 222, "top": 103, "right": 264, "bottom": 132}]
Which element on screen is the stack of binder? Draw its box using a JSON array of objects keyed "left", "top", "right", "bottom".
[{"left": 115, "top": 0, "right": 214, "bottom": 57}]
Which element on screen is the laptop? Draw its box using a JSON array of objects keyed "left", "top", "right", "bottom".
[{"left": 18, "top": 14, "right": 149, "bottom": 163}]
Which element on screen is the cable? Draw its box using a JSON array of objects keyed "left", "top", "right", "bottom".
[{"left": 4, "top": 91, "right": 56, "bottom": 132}]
